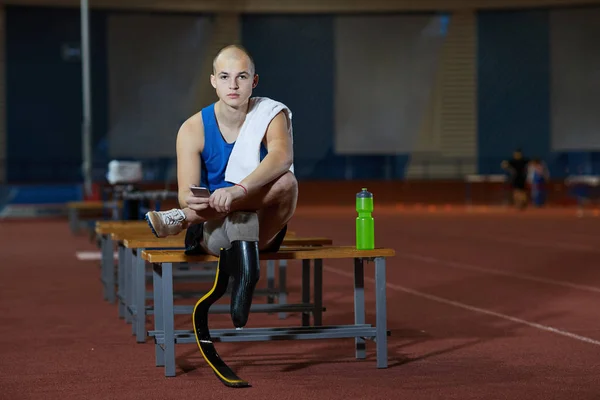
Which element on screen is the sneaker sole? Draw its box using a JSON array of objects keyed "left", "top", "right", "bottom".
[{"left": 145, "top": 213, "right": 160, "bottom": 238}]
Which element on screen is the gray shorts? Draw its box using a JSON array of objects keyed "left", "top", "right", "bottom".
[{"left": 184, "top": 215, "right": 288, "bottom": 256}]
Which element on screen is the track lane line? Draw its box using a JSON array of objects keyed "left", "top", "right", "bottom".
[
  {"left": 326, "top": 265, "right": 600, "bottom": 347},
  {"left": 399, "top": 253, "right": 600, "bottom": 294}
]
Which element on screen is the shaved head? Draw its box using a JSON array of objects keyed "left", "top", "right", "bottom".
[
  {"left": 210, "top": 44, "right": 259, "bottom": 107},
  {"left": 212, "top": 44, "right": 256, "bottom": 75}
]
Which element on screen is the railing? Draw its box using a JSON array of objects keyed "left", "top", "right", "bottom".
[
  {"left": 4, "top": 158, "right": 176, "bottom": 184},
  {"left": 4, "top": 152, "right": 600, "bottom": 184}
]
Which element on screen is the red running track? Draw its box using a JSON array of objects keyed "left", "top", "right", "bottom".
[{"left": 1, "top": 208, "right": 600, "bottom": 399}]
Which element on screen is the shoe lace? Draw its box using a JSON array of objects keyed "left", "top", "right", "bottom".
[{"left": 162, "top": 209, "right": 183, "bottom": 226}]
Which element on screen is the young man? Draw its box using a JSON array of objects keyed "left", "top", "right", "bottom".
[
  {"left": 145, "top": 44, "right": 297, "bottom": 387},
  {"left": 147, "top": 42, "right": 297, "bottom": 303},
  {"left": 501, "top": 148, "right": 530, "bottom": 209}
]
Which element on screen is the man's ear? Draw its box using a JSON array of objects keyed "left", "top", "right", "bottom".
[
  {"left": 252, "top": 74, "right": 259, "bottom": 88},
  {"left": 210, "top": 74, "right": 217, "bottom": 89}
]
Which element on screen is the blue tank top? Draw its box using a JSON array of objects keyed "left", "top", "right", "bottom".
[{"left": 199, "top": 103, "right": 267, "bottom": 192}]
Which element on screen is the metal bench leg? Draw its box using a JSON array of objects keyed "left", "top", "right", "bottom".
[
  {"left": 106, "top": 241, "right": 116, "bottom": 304},
  {"left": 134, "top": 250, "right": 147, "bottom": 343},
  {"left": 123, "top": 248, "right": 133, "bottom": 323},
  {"left": 354, "top": 258, "right": 366, "bottom": 359},
  {"left": 302, "top": 260, "right": 311, "bottom": 326},
  {"left": 100, "top": 235, "right": 112, "bottom": 302},
  {"left": 266, "top": 260, "right": 275, "bottom": 304},
  {"left": 153, "top": 263, "right": 165, "bottom": 367},
  {"left": 100, "top": 235, "right": 107, "bottom": 300},
  {"left": 277, "top": 260, "right": 288, "bottom": 319},
  {"left": 162, "top": 263, "right": 176, "bottom": 377},
  {"left": 68, "top": 208, "right": 79, "bottom": 234},
  {"left": 313, "top": 259, "right": 323, "bottom": 326},
  {"left": 374, "top": 257, "right": 388, "bottom": 368},
  {"left": 117, "top": 244, "right": 125, "bottom": 318},
  {"left": 130, "top": 249, "right": 137, "bottom": 336}
]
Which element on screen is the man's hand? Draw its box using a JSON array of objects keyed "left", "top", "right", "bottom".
[
  {"left": 184, "top": 189, "right": 227, "bottom": 222},
  {"left": 209, "top": 185, "right": 246, "bottom": 213},
  {"left": 185, "top": 191, "right": 211, "bottom": 212}
]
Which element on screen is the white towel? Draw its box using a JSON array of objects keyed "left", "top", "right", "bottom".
[{"left": 224, "top": 97, "right": 294, "bottom": 184}]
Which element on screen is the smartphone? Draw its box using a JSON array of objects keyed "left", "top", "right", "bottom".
[{"left": 190, "top": 186, "right": 210, "bottom": 198}]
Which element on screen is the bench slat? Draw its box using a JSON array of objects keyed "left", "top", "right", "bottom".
[
  {"left": 110, "top": 228, "right": 161, "bottom": 241},
  {"left": 142, "top": 246, "right": 394, "bottom": 263},
  {"left": 95, "top": 221, "right": 148, "bottom": 235},
  {"left": 68, "top": 201, "right": 121, "bottom": 210},
  {"left": 96, "top": 220, "right": 147, "bottom": 228},
  {"left": 123, "top": 236, "right": 184, "bottom": 248},
  {"left": 97, "top": 221, "right": 296, "bottom": 240},
  {"left": 96, "top": 221, "right": 297, "bottom": 237},
  {"left": 124, "top": 236, "right": 332, "bottom": 249}
]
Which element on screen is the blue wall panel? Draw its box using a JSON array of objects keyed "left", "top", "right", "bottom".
[
  {"left": 477, "top": 10, "right": 551, "bottom": 174},
  {"left": 242, "top": 14, "right": 336, "bottom": 180},
  {"left": 242, "top": 15, "right": 401, "bottom": 180},
  {"left": 6, "top": 6, "right": 108, "bottom": 183}
]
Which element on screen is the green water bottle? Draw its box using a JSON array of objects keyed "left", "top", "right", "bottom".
[{"left": 356, "top": 188, "right": 375, "bottom": 250}]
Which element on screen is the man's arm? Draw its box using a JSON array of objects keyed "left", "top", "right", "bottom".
[
  {"left": 175, "top": 114, "right": 204, "bottom": 208},
  {"left": 239, "top": 110, "right": 293, "bottom": 194},
  {"left": 206, "top": 110, "right": 293, "bottom": 214}
]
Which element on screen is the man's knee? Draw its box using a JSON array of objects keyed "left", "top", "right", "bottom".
[
  {"left": 202, "top": 218, "right": 229, "bottom": 255},
  {"left": 203, "top": 212, "right": 260, "bottom": 255},
  {"left": 270, "top": 171, "right": 298, "bottom": 201},
  {"left": 226, "top": 211, "right": 259, "bottom": 242},
  {"left": 266, "top": 172, "right": 297, "bottom": 222}
]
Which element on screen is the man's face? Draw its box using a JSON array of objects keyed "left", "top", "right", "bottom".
[
  {"left": 211, "top": 53, "right": 258, "bottom": 108},
  {"left": 513, "top": 151, "right": 522, "bottom": 159}
]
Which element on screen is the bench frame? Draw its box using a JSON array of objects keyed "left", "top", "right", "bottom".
[
  {"left": 121, "top": 239, "right": 331, "bottom": 343},
  {"left": 69, "top": 201, "right": 122, "bottom": 235},
  {"left": 144, "top": 247, "right": 390, "bottom": 377},
  {"left": 94, "top": 224, "right": 330, "bottom": 343},
  {"left": 95, "top": 222, "right": 296, "bottom": 307},
  {"left": 96, "top": 223, "right": 148, "bottom": 304}
]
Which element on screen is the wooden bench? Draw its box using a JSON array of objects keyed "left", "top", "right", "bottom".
[
  {"left": 90, "top": 220, "right": 326, "bottom": 339},
  {"left": 93, "top": 220, "right": 298, "bottom": 305},
  {"left": 68, "top": 200, "right": 122, "bottom": 235},
  {"left": 142, "top": 246, "right": 394, "bottom": 377},
  {"left": 120, "top": 233, "right": 332, "bottom": 343},
  {"left": 94, "top": 221, "right": 156, "bottom": 303}
]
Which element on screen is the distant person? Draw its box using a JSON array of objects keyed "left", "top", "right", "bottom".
[
  {"left": 529, "top": 158, "right": 550, "bottom": 207},
  {"left": 501, "top": 148, "right": 530, "bottom": 209}
]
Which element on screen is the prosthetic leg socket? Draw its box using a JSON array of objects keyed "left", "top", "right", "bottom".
[{"left": 226, "top": 240, "right": 260, "bottom": 328}]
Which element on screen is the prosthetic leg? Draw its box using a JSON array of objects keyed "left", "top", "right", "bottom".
[
  {"left": 228, "top": 240, "right": 261, "bottom": 328},
  {"left": 192, "top": 212, "right": 260, "bottom": 388}
]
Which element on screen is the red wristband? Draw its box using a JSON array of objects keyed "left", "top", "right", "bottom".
[{"left": 235, "top": 183, "right": 248, "bottom": 195}]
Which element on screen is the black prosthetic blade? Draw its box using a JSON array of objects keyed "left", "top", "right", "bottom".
[
  {"left": 192, "top": 251, "right": 251, "bottom": 388},
  {"left": 198, "top": 339, "right": 251, "bottom": 388}
]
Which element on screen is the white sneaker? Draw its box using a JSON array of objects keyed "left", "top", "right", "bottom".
[{"left": 145, "top": 209, "right": 186, "bottom": 238}]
